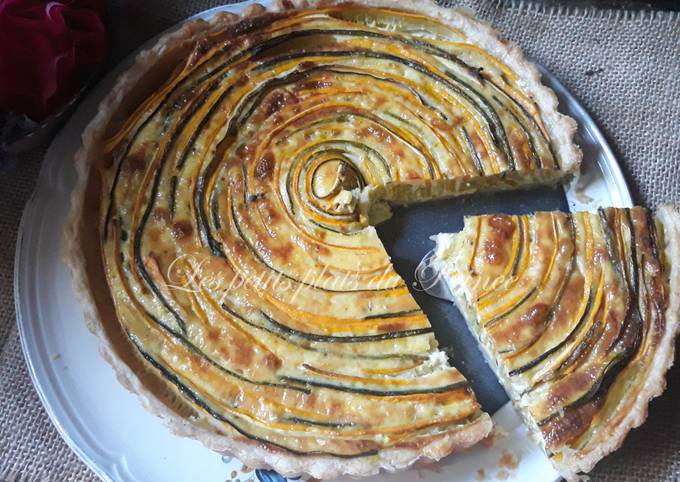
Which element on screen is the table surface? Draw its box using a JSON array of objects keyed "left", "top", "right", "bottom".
[{"left": 1, "top": 1, "right": 679, "bottom": 481}]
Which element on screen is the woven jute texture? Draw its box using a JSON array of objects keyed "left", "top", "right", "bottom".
[{"left": 1, "top": 1, "right": 678, "bottom": 481}]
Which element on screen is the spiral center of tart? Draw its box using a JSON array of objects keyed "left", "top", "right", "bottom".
[{"left": 310, "top": 158, "right": 363, "bottom": 215}]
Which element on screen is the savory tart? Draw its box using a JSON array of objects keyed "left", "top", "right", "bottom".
[
  {"left": 432, "top": 206, "right": 680, "bottom": 480},
  {"left": 65, "top": 0, "right": 580, "bottom": 478}
]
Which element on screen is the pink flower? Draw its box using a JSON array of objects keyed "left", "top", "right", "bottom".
[{"left": 0, "top": 0, "right": 106, "bottom": 121}]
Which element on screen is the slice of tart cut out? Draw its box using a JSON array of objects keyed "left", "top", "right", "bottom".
[
  {"left": 432, "top": 205, "right": 680, "bottom": 480},
  {"left": 68, "top": 0, "right": 583, "bottom": 478}
]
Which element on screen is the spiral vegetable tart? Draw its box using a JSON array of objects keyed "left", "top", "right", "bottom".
[{"left": 66, "top": 0, "right": 581, "bottom": 477}]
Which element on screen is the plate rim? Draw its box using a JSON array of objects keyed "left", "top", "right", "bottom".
[{"left": 13, "top": 3, "right": 633, "bottom": 481}]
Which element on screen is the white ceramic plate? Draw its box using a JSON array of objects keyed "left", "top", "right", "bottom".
[{"left": 14, "top": 3, "right": 632, "bottom": 482}]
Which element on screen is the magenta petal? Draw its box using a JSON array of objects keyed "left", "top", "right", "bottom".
[
  {"left": 0, "top": 0, "right": 107, "bottom": 120},
  {"left": 45, "top": 2, "right": 68, "bottom": 34}
]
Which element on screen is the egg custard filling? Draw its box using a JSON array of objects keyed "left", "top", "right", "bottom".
[
  {"left": 433, "top": 206, "right": 680, "bottom": 479},
  {"left": 70, "top": 1, "right": 583, "bottom": 476}
]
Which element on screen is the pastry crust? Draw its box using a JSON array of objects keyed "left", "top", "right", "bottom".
[{"left": 64, "top": 0, "right": 582, "bottom": 478}]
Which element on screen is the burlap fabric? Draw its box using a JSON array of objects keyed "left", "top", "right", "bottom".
[{"left": 1, "top": 1, "right": 678, "bottom": 480}]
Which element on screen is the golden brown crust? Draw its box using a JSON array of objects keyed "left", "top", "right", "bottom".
[{"left": 64, "top": 0, "right": 584, "bottom": 477}]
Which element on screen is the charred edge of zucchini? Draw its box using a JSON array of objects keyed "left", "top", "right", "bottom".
[
  {"left": 169, "top": 175, "right": 178, "bottom": 219},
  {"left": 460, "top": 127, "right": 485, "bottom": 175},
  {"left": 646, "top": 209, "right": 668, "bottom": 325},
  {"left": 307, "top": 217, "right": 364, "bottom": 236},
  {"left": 600, "top": 208, "right": 636, "bottom": 355},
  {"left": 221, "top": 303, "right": 429, "bottom": 361},
  {"left": 286, "top": 417, "right": 356, "bottom": 428},
  {"left": 631, "top": 208, "right": 665, "bottom": 347},
  {"left": 280, "top": 376, "right": 470, "bottom": 397},
  {"left": 484, "top": 286, "right": 537, "bottom": 328},
  {"left": 103, "top": 92, "right": 171, "bottom": 242},
  {"left": 261, "top": 311, "right": 433, "bottom": 343},
  {"left": 626, "top": 209, "right": 641, "bottom": 319},
  {"left": 362, "top": 308, "right": 421, "bottom": 320},
  {"left": 211, "top": 191, "right": 221, "bottom": 230},
  {"left": 511, "top": 215, "right": 525, "bottom": 277},
  {"left": 604, "top": 208, "right": 643, "bottom": 351},
  {"left": 132, "top": 341, "right": 379, "bottom": 458},
  {"left": 159, "top": 81, "right": 231, "bottom": 255},
  {"left": 556, "top": 311, "right": 600, "bottom": 374},
  {"left": 647, "top": 209, "right": 662, "bottom": 263},
  {"left": 598, "top": 208, "right": 622, "bottom": 281}
]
